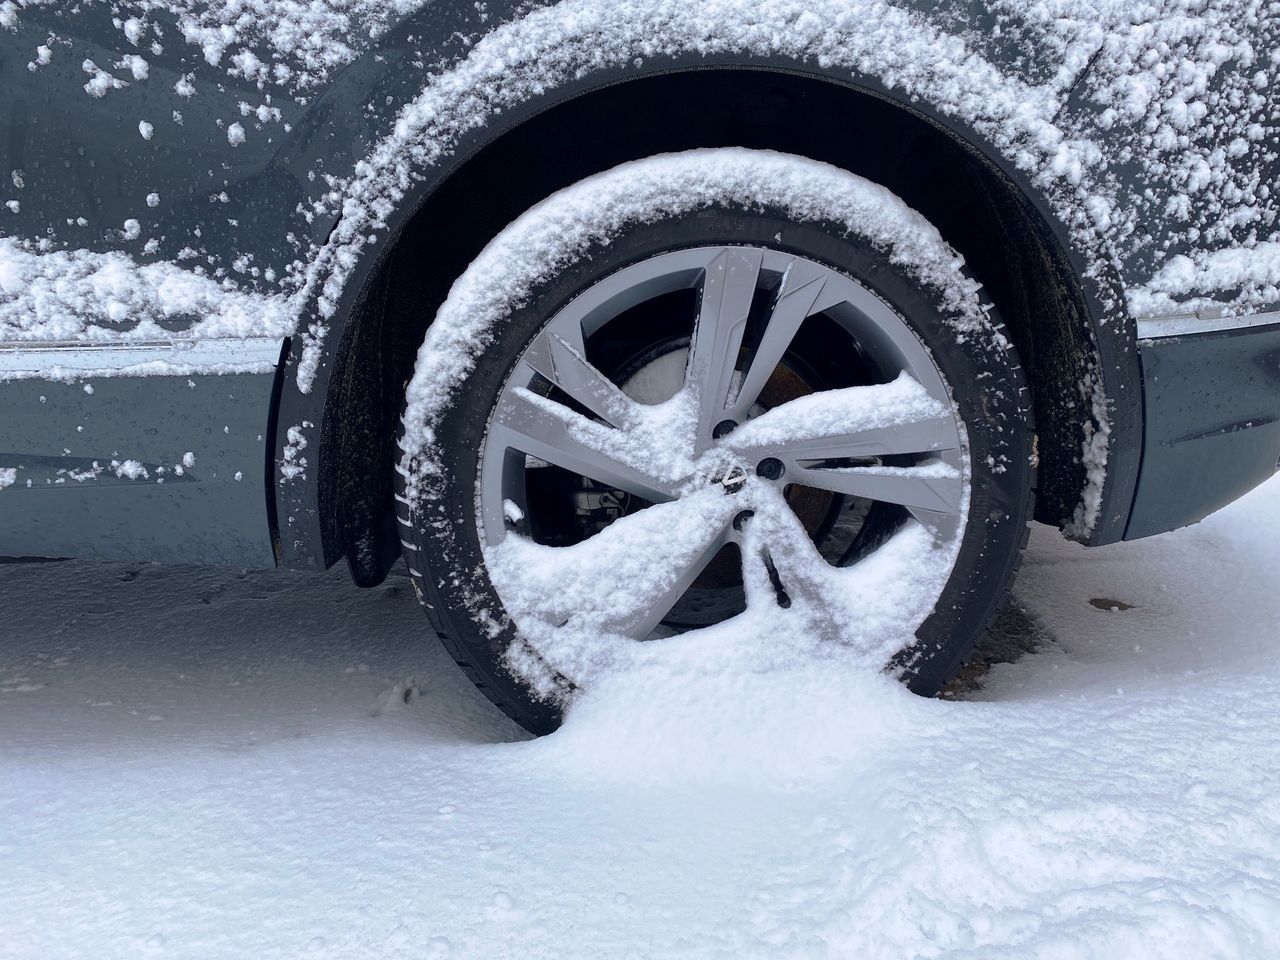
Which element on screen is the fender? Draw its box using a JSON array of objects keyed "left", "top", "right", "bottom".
[{"left": 268, "top": 2, "right": 1143, "bottom": 569}]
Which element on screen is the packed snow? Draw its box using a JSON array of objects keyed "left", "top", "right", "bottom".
[
  {"left": 3, "top": 476, "right": 1279, "bottom": 958},
  {"left": 724, "top": 373, "right": 952, "bottom": 452},
  {"left": 493, "top": 487, "right": 963, "bottom": 701}
]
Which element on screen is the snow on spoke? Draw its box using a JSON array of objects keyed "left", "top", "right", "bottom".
[
  {"left": 487, "top": 491, "right": 738, "bottom": 677},
  {"left": 744, "top": 487, "right": 856, "bottom": 640},
  {"left": 737, "top": 520, "right": 782, "bottom": 611},
  {"left": 769, "top": 411, "right": 958, "bottom": 463},
  {"left": 726, "top": 257, "right": 830, "bottom": 422},
  {"left": 521, "top": 326, "right": 639, "bottom": 430},
  {"left": 744, "top": 484, "right": 958, "bottom": 663},
  {"left": 490, "top": 387, "right": 680, "bottom": 504},
  {"left": 725, "top": 373, "right": 959, "bottom": 462},
  {"left": 685, "top": 248, "right": 763, "bottom": 452},
  {"left": 794, "top": 461, "right": 963, "bottom": 516}
]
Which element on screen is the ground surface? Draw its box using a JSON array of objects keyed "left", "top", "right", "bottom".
[{"left": 2, "top": 478, "right": 1279, "bottom": 959}]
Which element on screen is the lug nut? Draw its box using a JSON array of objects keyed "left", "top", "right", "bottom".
[
  {"left": 732, "top": 510, "right": 755, "bottom": 531},
  {"left": 756, "top": 457, "right": 785, "bottom": 480},
  {"left": 713, "top": 419, "right": 737, "bottom": 440}
]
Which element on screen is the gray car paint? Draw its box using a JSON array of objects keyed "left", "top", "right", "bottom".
[
  {"left": 0, "top": 367, "right": 277, "bottom": 564},
  {"left": 1128, "top": 322, "right": 1280, "bottom": 541},
  {"left": 1, "top": 1, "right": 1277, "bottom": 567}
]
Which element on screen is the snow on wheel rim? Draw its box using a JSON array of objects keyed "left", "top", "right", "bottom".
[{"left": 479, "top": 246, "right": 969, "bottom": 693}]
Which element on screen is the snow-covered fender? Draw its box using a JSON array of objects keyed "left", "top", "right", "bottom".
[{"left": 271, "top": 0, "right": 1153, "bottom": 570}]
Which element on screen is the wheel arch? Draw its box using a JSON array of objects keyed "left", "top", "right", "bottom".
[{"left": 272, "top": 62, "right": 1141, "bottom": 577}]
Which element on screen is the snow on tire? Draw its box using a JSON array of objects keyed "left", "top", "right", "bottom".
[{"left": 396, "top": 149, "right": 1034, "bottom": 734}]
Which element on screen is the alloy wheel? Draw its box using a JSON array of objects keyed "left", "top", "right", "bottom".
[{"left": 478, "top": 245, "right": 968, "bottom": 647}]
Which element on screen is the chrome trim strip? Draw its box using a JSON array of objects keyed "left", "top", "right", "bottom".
[
  {"left": 1136, "top": 309, "right": 1280, "bottom": 341},
  {"left": 0, "top": 336, "right": 285, "bottom": 378}
]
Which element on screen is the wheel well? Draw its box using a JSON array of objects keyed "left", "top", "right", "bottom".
[{"left": 326, "top": 68, "right": 1096, "bottom": 585}]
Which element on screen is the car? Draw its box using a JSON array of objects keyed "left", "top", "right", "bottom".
[{"left": 2, "top": 0, "right": 1278, "bottom": 733}]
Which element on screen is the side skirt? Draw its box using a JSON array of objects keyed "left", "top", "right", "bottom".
[{"left": 0, "top": 339, "right": 283, "bottom": 567}]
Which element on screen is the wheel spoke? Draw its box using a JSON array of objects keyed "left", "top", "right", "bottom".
[
  {"left": 615, "top": 520, "right": 732, "bottom": 640},
  {"left": 728, "top": 376, "right": 966, "bottom": 532},
  {"left": 491, "top": 388, "right": 679, "bottom": 504},
  {"left": 737, "top": 527, "right": 777, "bottom": 609},
  {"left": 726, "top": 258, "right": 828, "bottom": 422},
  {"left": 772, "top": 414, "right": 959, "bottom": 462},
  {"left": 522, "top": 327, "right": 638, "bottom": 429},
  {"left": 725, "top": 377, "right": 960, "bottom": 463},
  {"left": 737, "top": 519, "right": 796, "bottom": 612},
  {"left": 744, "top": 488, "right": 846, "bottom": 624},
  {"left": 488, "top": 492, "right": 734, "bottom": 640},
  {"left": 685, "top": 247, "right": 764, "bottom": 452},
  {"left": 792, "top": 463, "right": 963, "bottom": 517}
]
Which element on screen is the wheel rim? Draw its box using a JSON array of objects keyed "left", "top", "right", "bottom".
[{"left": 478, "top": 245, "right": 967, "bottom": 661}]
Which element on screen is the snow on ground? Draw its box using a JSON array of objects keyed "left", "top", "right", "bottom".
[{"left": 3, "top": 477, "right": 1280, "bottom": 959}]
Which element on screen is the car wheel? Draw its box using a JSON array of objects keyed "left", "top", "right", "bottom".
[{"left": 395, "top": 150, "right": 1034, "bottom": 735}]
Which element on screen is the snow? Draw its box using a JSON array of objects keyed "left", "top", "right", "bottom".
[
  {"left": 1065, "top": 366, "right": 1112, "bottom": 539},
  {"left": 110, "top": 457, "right": 149, "bottom": 480},
  {"left": 1128, "top": 241, "right": 1280, "bottom": 319},
  {"left": 80, "top": 58, "right": 126, "bottom": 97},
  {"left": 0, "top": 237, "right": 295, "bottom": 345},
  {"left": 725, "top": 373, "right": 950, "bottom": 452},
  {"left": 116, "top": 53, "right": 150, "bottom": 80},
  {"left": 3, "top": 476, "right": 1279, "bottom": 958},
  {"left": 494, "top": 487, "right": 962, "bottom": 700},
  {"left": 122, "top": 16, "right": 144, "bottom": 45},
  {"left": 280, "top": 422, "right": 310, "bottom": 480}
]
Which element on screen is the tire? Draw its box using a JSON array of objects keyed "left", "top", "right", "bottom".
[{"left": 396, "top": 150, "right": 1034, "bottom": 735}]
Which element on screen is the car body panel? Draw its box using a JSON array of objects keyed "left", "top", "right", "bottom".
[
  {"left": 0, "top": 356, "right": 279, "bottom": 564},
  {"left": 1, "top": 0, "right": 1277, "bottom": 565},
  {"left": 1127, "top": 319, "right": 1280, "bottom": 540}
]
